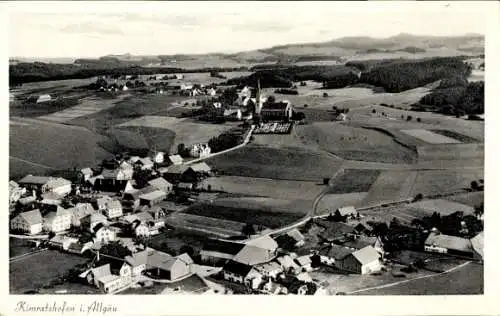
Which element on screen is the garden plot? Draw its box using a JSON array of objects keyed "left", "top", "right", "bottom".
[
  {"left": 362, "top": 171, "right": 418, "bottom": 206},
  {"left": 400, "top": 129, "right": 461, "bottom": 144},
  {"left": 199, "top": 176, "right": 323, "bottom": 201}
]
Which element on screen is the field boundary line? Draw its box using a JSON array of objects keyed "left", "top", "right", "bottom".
[
  {"left": 345, "top": 261, "right": 471, "bottom": 295},
  {"left": 9, "top": 156, "right": 55, "bottom": 169}
]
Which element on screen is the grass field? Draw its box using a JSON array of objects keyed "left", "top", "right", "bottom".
[
  {"left": 417, "top": 143, "right": 484, "bottom": 162},
  {"left": 327, "top": 169, "right": 381, "bottom": 194},
  {"left": 409, "top": 169, "right": 483, "bottom": 197},
  {"left": 430, "top": 129, "right": 479, "bottom": 143},
  {"left": 296, "top": 122, "right": 417, "bottom": 164},
  {"left": 400, "top": 129, "right": 461, "bottom": 144},
  {"left": 206, "top": 144, "right": 343, "bottom": 181},
  {"left": 445, "top": 191, "right": 483, "bottom": 208},
  {"left": 182, "top": 197, "right": 309, "bottom": 228},
  {"left": 405, "top": 199, "right": 475, "bottom": 217},
  {"left": 108, "top": 126, "right": 177, "bottom": 153},
  {"left": 9, "top": 117, "right": 113, "bottom": 179},
  {"left": 166, "top": 212, "right": 248, "bottom": 237},
  {"left": 199, "top": 176, "right": 324, "bottom": 200},
  {"left": 10, "top": 250, "right": 88, "bottom": 294},
  {"left": 355, "top": 262, "right": 483, "bottom": 295},
  {"left": 315, "top": 192, "right": 368, "bottom": 215},
  {"left": 362, "top": 171, "right": 419, "bottom": 206}
]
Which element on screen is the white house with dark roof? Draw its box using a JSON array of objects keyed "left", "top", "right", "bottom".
[
  {"left": 93, "top": 224, "right": 117, "bottom": 243},
  {"left": 336, "top": 245, "right": 381, "bottom": 274},
  {"left": 10, "top": 209, "right": 43, "bottom": 235},
  {"left": 103, "top": 200, "right": 123, "bottom": 219}
]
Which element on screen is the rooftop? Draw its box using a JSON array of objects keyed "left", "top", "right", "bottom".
[
  {"left": 139, "top": 190, "right": 167, "bottom": 201},
  {"left": 425, "top": 232, "right": 473, "bottom": 254},
  {"left": 350, "top": 246, "right": 381, "bottom": 265},
  {"left": 19, "top": 175, "right": 53, "bottom": 185},
  {"left": 17, "top": 209, "right": 43, "bottom": 225}
]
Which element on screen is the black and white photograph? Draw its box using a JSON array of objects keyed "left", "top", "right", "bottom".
[{"left": 3, "top": 1, "right": 499, "bottom": 313}]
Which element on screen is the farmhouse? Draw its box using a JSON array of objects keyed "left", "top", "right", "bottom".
[
  {"left": 182, "top": 162, "right": 212, "bottom": 183},
  {"left": 189, "top": 143, "right": 211, "bottom": 158},
  {"left": 148, "top": 177, "right": 173, "bottom": 194},
  {"left": 254, "top": 261, "right": 283, "bottom": 279},
  {"left": 200, "top": 239, "right": 246, "bottom": 266},
  {"left": 335, "top": 245, "right": 382, "bottom": 274},
  {"left": 142, "top": 248, "right": 193, "bottom": 281},
  {"left": 125, "top": 250, "right": 149, "bottom": 276},
  {"left": 233, "top": 236, "right": 278, "bottom": 266},
  {"left": 85, "top": 264, "right": 112, "bottom": 287},
  {"left": 139, "top": 190, "right": 167, "bottom": 207},
  {"left": 275, "top": 228, "right": 305, "bottom": 249},
  {"left": 424, "top": 231, "right": 474, "bottom": 258},
  {"left": 102, "top": 199, "right": 123, "bottom": 219},
  {"left": 9, "top": 181, "right": 26, "bottom": 204},
  {"left": 341, "top": 236, "right": 385, "bottom": 255},
  {"left": 168, "top": 155, "right": 184, "bottom": 165},
  {"left": 10, "top": 209, "right": 43, "bottom": 235},
  {"left": 49, "top": 235, "right": 78, "bottom": 251},
  {"left": 261, "top": 100, "right": 293, "bottom": 122},
  {"left": 164, "top": 165, "right": 189, "bottom": 183},
  {"left": 70, "top": 203, "right": 96, "bottom": 227},
  {"left": 18, "top": 175, "right": 52, "bottom": 190},
  {"left": 43, "top": 207, "right": 72, "bottom": 233},
  {"left": 318, "top": 244, "right": 355, "bottom": 266},
  {"left": 295, "top": 255, "right": 313, "bottom": 272},
  {"left": 40, "top": 192, "right": 62, "bottom": 206},
  {"left": 276, "top": 255, "right": 300, "bottom": 273},
  {"left": 79, "top": 168, "right": 94, "bottom": 182},
  {"left": 335, "top": 206, "right": 358, "bottom": 218},
  {"left": 222, "top": 260, "right": 263, "bottom": 290},
  {"left": 81, "top": 212, "right": 109, "bottom": 232},
  {"left": 93, "top": 179, "right": 134, "bottom": 194},
  {"left": 100, "top": 165, "right": 133, "bottom": 181},
  {"left": 93, "top": 223, "right": 117, "bottom": 243},
  {"left": 36, "top": 94, "right": 52, "bottom": 103},
  {"left": 153, "top": 152, "right": 165, "bottom": 164},
  {"left": 42, "top": 178, "right": 72, "bottom": 196},
  {"left": 318, "top": 221, "right": 356, "bottom": 242}
]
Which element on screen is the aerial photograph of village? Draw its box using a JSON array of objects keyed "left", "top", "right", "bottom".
[{"left": 8, "top": 4, "right": 484, "bottom": 296}]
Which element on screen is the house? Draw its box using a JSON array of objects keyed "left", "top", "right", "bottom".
[
  {"left": 139, "top": 190, "right": 167, "bottom": 207},
  {"left": 424, "top": 231, "right": 474, "bottom": 258},
  {"left": 260, "top": 100, "right": 293, "bottom": 122},
  {"left": 43, "top": 207, "right": 73, "bottom": 233},
  {"left": 97, "top": 275, "right": 124, "bottom": 293},
  {"left": 336, "top": 245, "right": 382, "bottom": 274},
  {"left": 36, "top": 94, "right": 52, "bottom": 103},
  {"left": 222, "top": 260, "right": 263, "bottom": 290},
  {"left": 354, "top": 223, "right": 373, "bottom": 235},
  {"left": 70, "top": 203, "right": 96, "bottom": 227},
  {"left": 188, "top": 143, "right": 211, "bottom": 158},
  {"left": 254, "top": 261, "right": 283, "bottom": 279},
  {"left": 261, "top": 279, "right": 287, "bottom": 294},
  {"left": 79, "top": 168, "right": 94, "bottom": 182},
  {"left": 318, "top": 244, "right": 354, "bottom": 266},
  {"left": 96, "top": 196, "right": 114, "bottom": 212},
  {"left": 317, "top": 221, "right": 356, "bottom": 242},
  {"left": 122, "top": 186, "right": 157, "bottom": 210},
  {"left": 177, "top": 182, "right": 194, "bottom": 191},
  {"left": 143, "top": 248, "right": 193, "bottom": 281},
  {"left": 93, "top": 223, "right": 117, "bottom": 243},
  {"left": 18, "top": 175, "right": 53, "bottom": 190},
  {"left": 135, "top": 157, "right": 154, "bottom": 170},
  {"left": 93, "top": 179, "right": 134, "bottom": 194},
  {"left": 470, "top": 231, "right": 484, "bottom": 261},
  {"left": 49, "top": 235, "right": 78, "bottom": 251},
  {"left": 276, "top": 255, "right": 300, "bottom": 273},
  {"left": 103, "top": 200, "right": 123, "bottom": 219},
  {"left": 86, "top": 264, "right": 112, "bottom": 287},
  {"left": 295, "top": 255, "right": 313, "bottom": 272},
  {"left": 134, "top": 222, "right": 151, "bottom": 237},
  {"left": 335, "top": 206, "right": 358, "bottom": 219},
  {"left": 18, "top": 196, "right": 36, "bottom": 206},
  {"left": 233, "top": 235, "right": 278, "bottom": 266},
  {"left": 148, "top": 177, "right": 173, "bottom": 194},
  {"left": 42, "top": 178, "right": 72, "bottom": 196},
  {"left": 341, "top": 236, "right": 385, "bottom": 255},
  {"left": 200, "top": 239, "right": 246, "bottom": 266},
  {"left": 168, "top": 155, "right": 184, "bottom": 165},
  {"left": 40, "top": 192, "right": 62, "bottom": 206},
  {"left": 125, "top": 250, "right": 149, "bottom": 276},
  {"left": 153, "top": 152, "right": 165, "bottom": 164},
  {"left": 181, "top": 162, "right": 212, "bottom": 182},
  {"left": 275, "top": 229, "right": 305, "bottom": 249},
  {"left": 10, "top": 209, "right": 44, "bottom": 235},
  {"left": 81, "top": 212, "right": 109, "bottom": 232},
  {"left": 146, "top": 205, "right": 169, "bottom": 220},
  {"left": 67, "top": 242, "right": 86, "bottom": 255},
  {"left": 9, "top": 181, "right": 26, "bottom": 204},
  {"left": 164, "top": 165, "right": 189, "bottom": 183}
]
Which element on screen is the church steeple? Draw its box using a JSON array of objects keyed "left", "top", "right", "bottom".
[{"left": 255, "top": 79, "right": 262, "bottom": 114}]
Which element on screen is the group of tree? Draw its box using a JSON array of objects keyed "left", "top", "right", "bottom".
[
  {"left": 99, "top": 241, "right": 132, "bottom": 258},
  {"left": 274, "top": 88, "right": 299, "bottom": 95},
  {"left": 411, "top": 211, "right": 483, "bottom": 238},
  {"left": 208, "top": 131, "right": 244, "bottom": 153}
]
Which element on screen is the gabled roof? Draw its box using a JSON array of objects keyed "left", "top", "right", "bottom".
[
  {"left": 202, "top": 239, "right": 245, "bottom": 256},
  {"left": 233, "top": 245, "right": 275, "bottom": 266},
  {"left": 254, "top": 261, "right": 282, "bottom": 273},
  {"left": 342, "top": 236, "right": 379, "bottom": 250},
  {"left": 125, "top": 249, "right": 150, "bottom": 267},
  {"left": 276, "top": 255, "right": 300, "bottom": 270},
  {"left": 81, "top": 168, "right": 93, "bottom": 176},
  {"left": 97, "top": 274, "right": 121, "bottom": 284},
  {"left": 44, "top": 207, "right": 72, "bottom": 222},
  {"left": 177, "top": 253, "right": 194, "bottom": 265},
  {"left": 9, "top": 180, "right": 20, "bottom": 189},
  {"left": 425, "top": 232, "right": 473, "bottom": 253},
  {"left": 90, "top": 264, "right": 112, "bottom": 280},
  {"left": 19, "top": 175, "right": 52, "bottom": 185},
  {"left": 71, "top": 203, "right": 96, "bottom": 220},
  {"left": 168, "top": 155, "right": 184, "bottom": 165},
  {"left": 349, "top": 246, "right": 381, "bottom": 265},
  {"left": 148, "top": 178, "right": 173, "bottom": 192},
  {"left": 139, "top": 190, "right": 166, "bottom": 201},
  {"left": 223, "top": 260, "right": 254, "bottom": 276},
  {"left": 166, "top": 164, "right": 189, "bottom": 174},
  {"left": 320, "top": 244, "right": 354, "bottom": 260},
  {"left": 44, "top": 178, "right": 71, "bottom": 190},
  {"left": 286, "top": 229, "right": 305, "bottom": 242},
  {"left": 188, "top": 162, "right": 211, "bottom": 173},
  {"left": 89, "top": 212, "right": 108, "bottom": 223},
  {"left": 17, "top": 209, "right": 43, "bottom": 225},
  {"left": 247, "top": 235, "right": 278, "bottom": 251},
  {"left": 137, "top": 157, "right": 154, "bottom": 166},
  {"left": 135, "top": 211, "right": 154, "bottom": 223},
  {"left": 336, "top": 206, "right": 357, "bottom": 216},
  {"left": 295, "top": 255, "right": 312, "bottom": 266},
  {"left": 94, "top": 179, "right": 131, "bottom": 193},
  {"left": 262, "top": 101, "right": 291, "bottom": 110},
  {"left": 41, "top": 192, "right": 62, "bottom": 201},
  {"left": 106, "top": 200, "right": 122, "bottom": 210},
  {"left": 470, "top": 231, "right": 484, "bottom": 258}
]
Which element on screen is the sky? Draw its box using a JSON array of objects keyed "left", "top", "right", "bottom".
[{"left": 7, "top": 1, "right": 491, "bottom": 58}]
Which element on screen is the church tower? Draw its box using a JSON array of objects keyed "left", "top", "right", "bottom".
[{"left": 255, "top": 79, "right": 263, "bottom": 114}]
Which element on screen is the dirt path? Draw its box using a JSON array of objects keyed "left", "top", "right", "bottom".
[{"left": 345, "top": 261, "right": 471, "bottom": 295}]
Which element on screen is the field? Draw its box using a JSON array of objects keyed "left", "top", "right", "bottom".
[
  {"left": 327, "top": 169, "right": 381, "bottom": 194},
  {"left": 10, "top": 250, "right": 88, "bottom": 294},
  {"left": 409, "top": 169, "right": 483, "bottom": 197},
  {"left": 9, "top": 117, "right": 113, "bottom": 179},
  {"left": 445, "top": 191, "right": 483, "bottom": 208},
  {"left": 10, "top": 238, "right": 36, "bottom": 258},
  {"left": 118, "top": 115, "right": 235, "bottom": 153},
  {"left": 182, "top": 197, "right": 310, "bottom": 228},
  {"left": 206, "top": 144, "right": 343, "bottom": 181},
  {"left": 405, "top": 199, "right": 475, "bottom": 217},
  {"left": 355, "top": 262, "right": 483, "bottom": 295},
  {"left": 199, "top": 176, "right": 324, "bottom": 201},
  {"left": 400, "top": 129, "right": 461, "bottom": 144},
  {"left": 166, "top": 212, "right": 248, "bottom": 238},
  {"left": 315, "top": 192, "right": 368, "bottom": 215},
  {"left": 429, "top": 129, "right": 478, "bottom": 143},
  {"left": 362, "top": 171, "right": 419, "bottom": 206},
  {"left": 295, "top": 122, "right": 417, "bottom": 164},
  {"left": 108, "top": 126, "right": 176, "bottom": 153}
]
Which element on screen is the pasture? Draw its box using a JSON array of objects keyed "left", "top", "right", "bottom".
[
  {"left": 327, "top": 169, "right": 381, "bottom": 194},
  {"left": 400, "top": 129, "right": 461, "bottom": 144},
  {"left": 409, "top": 169, "right": 483, "bottom": 197},
  {"left": 182, "top": 197, "right": 310, "bottom": 228},
  {"left": 166, "top": 212, "right": 248, "bottom": 238},
  {"left": 361, "top": 171, "right": 419, "bottom": 206},
  {"left": 109, "top": 126, "right": 176, "bottom": 153},
  {"left": 445, "top": 191, "right": 483, "bottom": 208},
  {"left": 405, "top": 199, "right": 475, "bottom": 217},
  {"left": 417, "top": 143, "right": 484, "bottom": 163},
  {"left": 206, "top": 144, "right": 343, "bottom": 181},
  {"left": 118, "top": 115, "right": 235, "bottom": 153},
  {"left": 295, "top": 122, "right": 417, "bottom": 164},
  {"left": 10, "top": 250, "right": 88, "bottom": 294},
  {"left": 199, "top": 176, "right": 324, "bottom": 201},
  {"left": 315, "top": 192, "right": 368, "bottom": 215},
  {"left": 9, "top": 117, "right": 113, "bottom": 179}
]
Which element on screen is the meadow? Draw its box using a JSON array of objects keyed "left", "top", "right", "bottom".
[
  {"left": 326, "top": 169, "right": 381, "bottom": 194},
  {"left": 361, "top": 171, "right": 418, "bottom": 206}
]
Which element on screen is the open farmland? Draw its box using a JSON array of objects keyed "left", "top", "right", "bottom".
[
  {"left": 417, "top": 143, "right": 484, "bottom": 163},
  {"left": 445, "top": 191, "right": 483, "bottom": 208},
  {"left": 199, "top": 176, "right": 324, "bottom": 200},
  {"left": 400, "top": 129, "right": 461, "bottom": 144},
  {"left": 10, "top": 250, "right": 88, "bottom": 294},
  {"left": 410, "top": 169, "right": 483, "bottom": 197},
  {"left": 327, "top": 169, "right": 381, "bottom": 194},
  {"left": 315, "top": 192, "right": 368, "bottom": 215},
  {"left": 362, "top": 171, "right": 419, "bottom": 206},
  {"left": 182, "top": 197, "right": 310, "bottom": 228},
  {"left": 296, "top": 122, "right": 417, "bottom": 164},
  {"left": 108, "top": 126, "right": 177, "bottom": 153},
  {"left": 9, "top": 117, "right": 113, "bottom": 179},
  {"left": 166, "top": 212, "right": 248, "bottom": 238},
  {"left": 206, "top": 144, "right": 343, "bottom": 181},
  {"left": 405, "top": 199, "right": 475, "bottom": 217}
]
